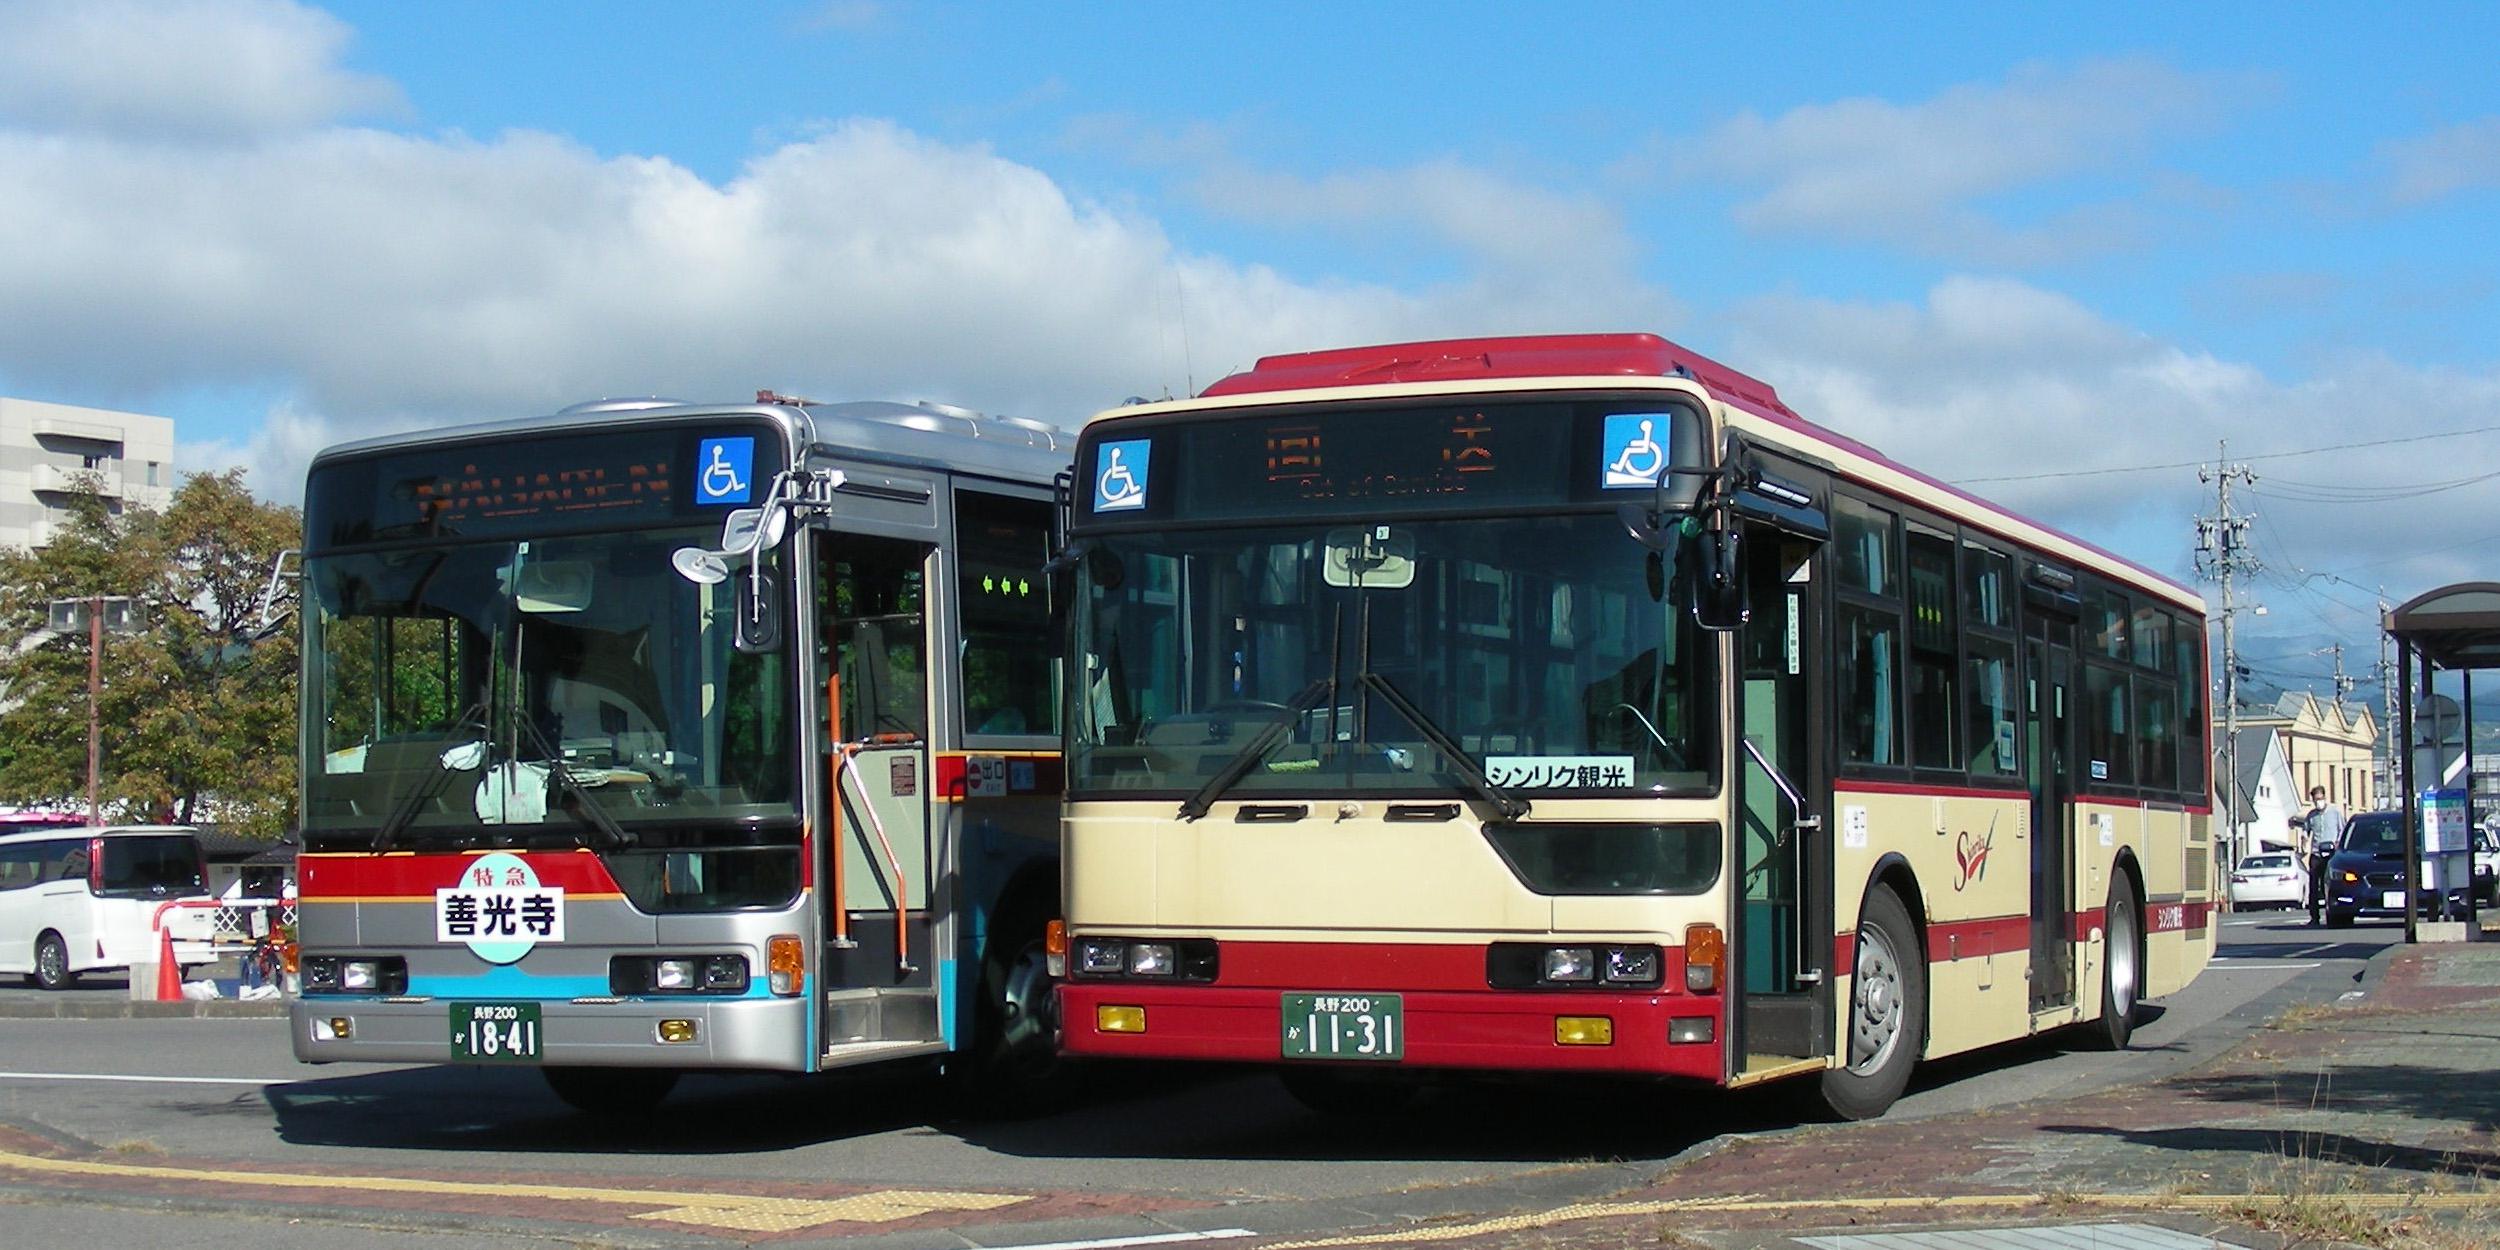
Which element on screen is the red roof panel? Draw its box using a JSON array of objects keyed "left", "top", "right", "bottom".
[{"left": 1199, "top": 332, "right": 1798, "bottom": 420}]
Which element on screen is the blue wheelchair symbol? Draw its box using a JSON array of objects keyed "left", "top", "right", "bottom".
[
  {"left": 696, "top": 437, "right": 754, "bottom": 505},
  {"left": 1601, "top": 414, "right": 1668, "bottom": 490},
  {"left": 1094, "top": 440, "right": 1150, "bottom": 512}
]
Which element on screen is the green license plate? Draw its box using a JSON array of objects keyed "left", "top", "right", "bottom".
[
  {"left": 450, "top": 1001, "right": 542, "bottom": 1062},
  {"left": 1281, "top": 992, "right": 1403, "bottom": 1060}
]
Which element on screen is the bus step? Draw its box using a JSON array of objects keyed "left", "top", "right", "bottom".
[
  {"left": 819, "top": 1038, "right": 948, "bottom": 1069},
  {"left": 822, "top": 986, "right": 941, "bottom": 1043}
]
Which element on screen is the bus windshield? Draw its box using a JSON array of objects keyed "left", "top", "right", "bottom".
[
  {"left": 1070, "top": 513, "right": 1717, "bottom": 800},
  {"left": 302, "top": 527, "right": 792, "bottom": 846}
]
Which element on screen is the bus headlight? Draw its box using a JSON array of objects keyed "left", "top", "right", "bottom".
[
  {"left": 300, "top": 955, "right": 405, "bottom": 996},
  {"left": 1542, "top": 948, "right": 1597, "bottom": 983},
  {"left": 1070, "top": 936, "right": 1218, "bottom": 981},
  {"left": 612, "top": 954, "right": 751, "bottom": 995}
]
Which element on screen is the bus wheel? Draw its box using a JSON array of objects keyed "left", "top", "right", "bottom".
[
  {"left": 2092, "top": 876, "right": 2142, "bottom": 1050},
  {"left": 1278, "top": 1067, "right": 1421, "bottom": 1117},
  {"left": 541, "top": 1067, "right": 678, "bottom": 1116},
  {"left": 953, "top": 906, "right": 1066, "bottom": 1116},
  {"left": 33, "top": 931, "right": 76, "bottom": 991},
  {"left": 1819, "top": 887, "right": 1922, "bottom": 1120}
]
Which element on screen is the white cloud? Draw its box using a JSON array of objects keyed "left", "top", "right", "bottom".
[
  {"left": 177, "top": 403, "right": 333, "bottom": 506},
  {"left": 0, "top": 109, "right": 1684, "bottom": 493},
  {"left": 2376, "top": 117, "right": 2500, "bottom": 206},
  {"left": 1722, "top": 277, "right": 2500, "bottom": 620},
  {"left": 1687, "top": 58, "right": 2256, "bottom": 263},
  {"left": 0, "top": 0, "right": 399, "bottom": 142}
]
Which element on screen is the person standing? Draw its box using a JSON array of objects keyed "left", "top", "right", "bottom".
[{"left": 2304, "top": 785, "right": 2346, "bottom": 924}]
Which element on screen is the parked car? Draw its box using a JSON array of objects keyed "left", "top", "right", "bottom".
[
  {"left": 2477, "top": 827, "right": 2499, "bottom": 905},
  {"left": 2228, "top": 851, "right": 2307, "bottom": 910},
  {"left": 0, "top": 825, "right": 216, "bottom": 989},
  {"left": 2323, "top": 810, "right": 2478, "bottom": 927}
]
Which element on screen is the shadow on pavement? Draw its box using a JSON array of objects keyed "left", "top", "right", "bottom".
[
  {"left": 2165, "top": 1061, "right": 2500, "bottom": 1134},
  {"left": 2040, "top": 1123, "right": 2500, "bottom": 1180},
  {"left": 264, "top": 1057, "right": 1812, "bottom": 1163}
]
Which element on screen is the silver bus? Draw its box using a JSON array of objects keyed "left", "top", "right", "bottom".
[{"left": 290, "top": 395, "right": 1071, "bottom": 1113}]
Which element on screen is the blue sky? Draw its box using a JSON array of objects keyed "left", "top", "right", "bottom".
[{"left": 4, "top": 0, "right": 2499, "bottom": 703}]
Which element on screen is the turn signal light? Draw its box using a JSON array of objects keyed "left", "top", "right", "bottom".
[
  {"left": 1555, "top": 1016, "right": 1614, "bottom": 1046},
  {"left": 1045, "top": 919, "right": 1067, "bottom": 977},
  {"left": 1684, "top": 923, "right": 1725, "bottom": 993},
  {"left": 767, "top": 934, "right": 804, "bottom": 996},
  {"left": 1097, "top": 1004, "right": 1146, "bottom": 1033},
  {"left": 657, "top": 1018, "right": 698, "bottom": 1044}
]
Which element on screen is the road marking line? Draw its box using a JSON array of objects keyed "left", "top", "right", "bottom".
[
  {"left": 0, "top": 1149, "right": 1028, "bottom": 1233},
  {"left": 986, "top": 1228, "right": 1256, "bottom": 1250},
  {"left": 0, "top": 1071, "right": 285, "bottom": 1087},
  {"left": 2205, "top": 961, "right": 2323, "bottom": 969}
]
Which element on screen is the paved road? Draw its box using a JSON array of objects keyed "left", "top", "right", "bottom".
[{"left": 0, "top": 912, "right": 2403, "bottom": 1248}]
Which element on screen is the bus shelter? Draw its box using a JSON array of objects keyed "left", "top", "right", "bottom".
[{"left": 2386, "top": 582, "right": 2500, "bottom": 944}]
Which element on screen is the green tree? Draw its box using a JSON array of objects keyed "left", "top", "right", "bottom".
[{"left": 0, "top": 471, "right": 301, "bottom": 836}]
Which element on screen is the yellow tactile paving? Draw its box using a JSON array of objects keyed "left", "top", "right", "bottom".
[{"left": 0, "top": 1148, "right": 1029, "bottom": 1233}]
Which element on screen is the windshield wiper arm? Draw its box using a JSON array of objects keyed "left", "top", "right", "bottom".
[
  {"left": 371, "top": 700, "right": 490, "bottom": 851},
  {"left": 1177, "top": 679, "right": 1332, "bottom": 822},
  {"left": 513, "top": 714, "right": 632, "bottom": 850},
  {"left": 1358, "top": 672, "right": 1530, "bottom": 822}
]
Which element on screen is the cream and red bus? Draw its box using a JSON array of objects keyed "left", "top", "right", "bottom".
[{"left": 1054, "top": 334, "right": 2214, "bottom": 1119}]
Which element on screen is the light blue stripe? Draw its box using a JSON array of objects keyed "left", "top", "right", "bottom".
[{"left": 938, "top": 958, "right": 959, "bottom": 1048}]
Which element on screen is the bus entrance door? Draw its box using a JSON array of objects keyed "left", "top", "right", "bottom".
[
  {"left": 2022, "top": 596, "right": 2079, "bottom": 1012},
  {"left": 1735, "top": 518, "right": 1831, "bottom": 1064},
  {"left": 819, "top": 533, "right": 941, "bottom": 1055}
]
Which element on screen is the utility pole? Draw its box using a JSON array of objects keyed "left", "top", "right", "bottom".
[
  {"left": 2198, "top": 442, "right": 2260, "bottom": 866},
  {"left": 2379, "top": 586, "right": 2397, "bottom": 808}
]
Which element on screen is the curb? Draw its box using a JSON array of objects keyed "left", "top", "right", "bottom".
[{"left": 0, "top": 1000, "right": 290, "bottom": 1020}]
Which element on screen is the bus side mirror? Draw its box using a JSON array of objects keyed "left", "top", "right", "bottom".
[
  {"left": 735, "top": 569, "right": 782, "bottom": 652},
  {"left": 1690, "top": 529, "right": 1748, "bottom": 631}
]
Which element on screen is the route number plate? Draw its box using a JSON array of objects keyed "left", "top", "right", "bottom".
[
  {"left": 451, "top": 1001, "right": 542, "bottom": 1062},
  {"left": 1281, "top": 992, "right": 1402, "bottom": 1060}
]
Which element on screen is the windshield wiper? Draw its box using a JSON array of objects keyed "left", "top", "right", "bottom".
[
  {"left": 371, "top": 700, "right": 490, "bottom": 852},
  {"left": 513, "top": 714, "right": 633, "bottom": 850},
  {"left": 1177, "top": 679, "right": 1332, "bottom": 822},
  {"left": 1358, "top": 672, "right": 1530, "bottom": 822}
]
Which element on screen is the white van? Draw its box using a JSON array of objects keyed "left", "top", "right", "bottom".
[{"left": 0, "top": 825, "right": 216, "bottom": 989}]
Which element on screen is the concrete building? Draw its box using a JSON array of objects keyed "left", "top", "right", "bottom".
[{"left": 0, "top": 396, "right": 177, "bottom": 548}]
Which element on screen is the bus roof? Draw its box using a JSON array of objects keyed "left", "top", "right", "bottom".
[
  {"left": 309, "top": 397, "right": 1073, "bottom": 490},
  {"left": 0, "top": 823, "right": 200, "bottom": 844},
  {"left": 1095, "top": 333, "right": 2200, "bottom": 611}
]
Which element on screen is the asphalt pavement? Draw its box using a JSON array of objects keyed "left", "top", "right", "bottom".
[{"left": 0, "top": 910, "right": 2467, "bottom": 1250}]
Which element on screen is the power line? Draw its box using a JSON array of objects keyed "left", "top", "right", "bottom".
[{"left": 1954, "top": 421, "right": 2500, "bottom": 485}]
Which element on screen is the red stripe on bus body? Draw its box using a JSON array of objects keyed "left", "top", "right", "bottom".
[
  {"left": 1835, "top": 779, "right": 2029, "bottom": 802},
  {"left": 297, "top": 850, "right": 625, "bottom": 898}
]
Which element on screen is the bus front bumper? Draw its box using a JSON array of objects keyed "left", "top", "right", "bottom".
[
  {"left": 291, "top": 994, "right": 811, "bottom": 1071},
  {"left": 1057, "top": 983, "right": 1726, "bottom": 1080}
]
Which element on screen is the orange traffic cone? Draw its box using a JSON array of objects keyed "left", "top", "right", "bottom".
[{"left": 154, "top": 924, "right": 182, "bottom": 1001}]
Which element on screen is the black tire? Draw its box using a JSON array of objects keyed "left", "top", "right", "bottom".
[
  {"left": 950, "top": 897, "right": 1067, "bottom": 1117},
  {"left": 1819, "top": 886, "right": 1923, "bottom": 1121},
  {"left": 33, "top": 931, "right": 76, "bottom": 991},
  {"left": 1277, "top": 1066, "right": 1422, "bottom": 1117},
  {"left": 540, "top": 1067, "right": 678, "bottom": 1116},
  {"left": 2091, "top": 875, "right": 2142, "bottom": 1050}
]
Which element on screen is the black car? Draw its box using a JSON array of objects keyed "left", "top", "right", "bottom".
[{"left": 2323, "top": 810, "right": 2479, "bottom": 927}]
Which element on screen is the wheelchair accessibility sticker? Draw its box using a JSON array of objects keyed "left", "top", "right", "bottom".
[
  {"left": 695, "top": 436, "right": 754, "bottom": 505},
  {"left": 1093, "top": 439, "right": 1150, "bottom": 512},
  {"left": 1601, "top": 413, "right": 1670, "bottom": 489}
]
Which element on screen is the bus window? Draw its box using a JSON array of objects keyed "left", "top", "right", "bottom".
[
  {"left": 1839, "top": 603, "right": 1901, "bottom": 767},
  {"left": 956, "top": 491, "right": 1058, "bottom": 738},
  {"left": 1965, "top": 636, "right": 2018, "bottom": 776},
  {"left": 1906, "top": 526, "right": 1957, "bottom": 771},
  {"left": 2083, "top": 664, "right": 2131, "bottom": 787}
]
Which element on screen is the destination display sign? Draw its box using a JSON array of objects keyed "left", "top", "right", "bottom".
[
  {"left": 310, "top": 421, "right": 784, "bottom": 548},
  {"left": 1075, "top": 398, "right": 1705, "bottom": 526}
]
